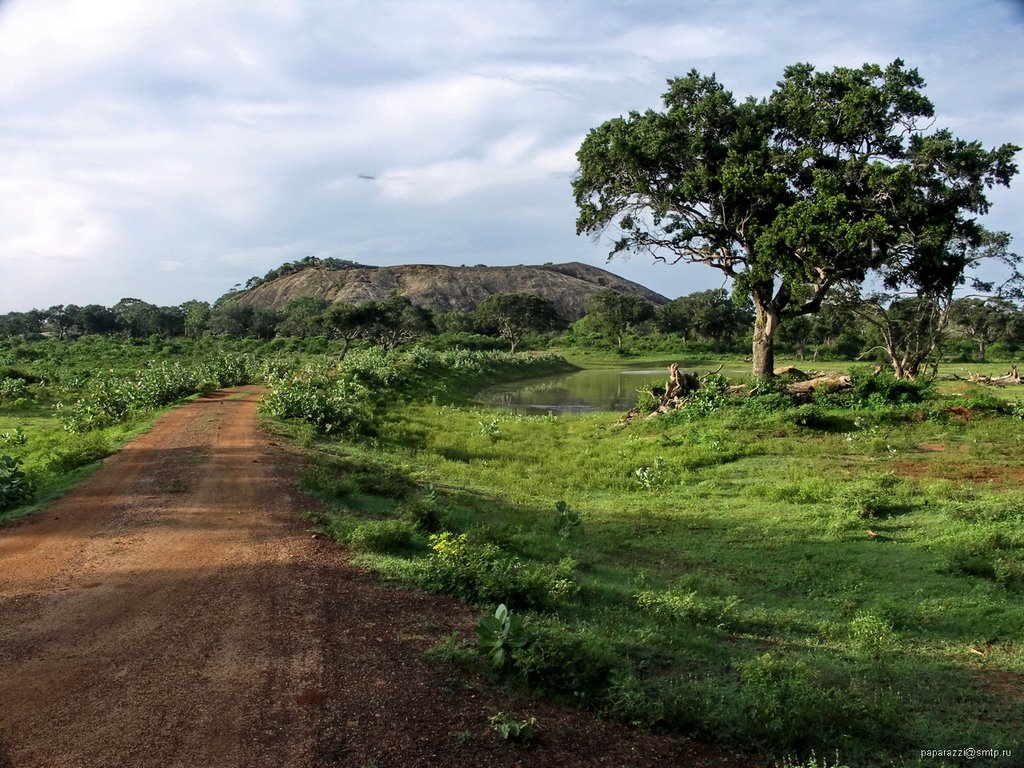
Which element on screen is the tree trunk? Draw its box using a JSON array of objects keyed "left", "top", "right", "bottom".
[
  {"left": 978, "top": 338, "right": 987, "bottom": 363},
  {"left": 751, "top": 294, "right": 780, "bottom": 377}
]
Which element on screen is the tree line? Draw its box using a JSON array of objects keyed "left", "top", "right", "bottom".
[{"left": 3, "top": 285, "right": 1023, "bottom": 369}]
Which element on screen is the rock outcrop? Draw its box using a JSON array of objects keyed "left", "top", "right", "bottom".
[{"left": 237, "top": 262, "right": 669, "bottom": 320}]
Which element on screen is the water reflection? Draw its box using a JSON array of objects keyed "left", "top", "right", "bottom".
[{"left": 479, "top": 366, "right": 672, "bottom": 414}]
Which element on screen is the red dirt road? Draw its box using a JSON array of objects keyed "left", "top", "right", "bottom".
[{"left": 0, "top": 388, "right": 754, "bottom": 767}]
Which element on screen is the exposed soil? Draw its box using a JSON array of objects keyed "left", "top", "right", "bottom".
[{"left": 0, "top": 387, "right": 760, "bottom": 768}]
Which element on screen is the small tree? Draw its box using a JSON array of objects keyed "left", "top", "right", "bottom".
[
  {"left": 322, "top": 302, "right": 368, "bottom": 359},
  {"left": 475, "top": 293, "right": 560, "bottom": 352},
  {"left": 359, "top": 295, "right": 435, "bottom": 351},
  {"left": 656, "top": 289, "right": 751, "bottom": 351},
  {"left": 584, "top": 289, "right": 654, "bottom": 351},
  {"left": 840, "top": 231, "right": 1021, "bottom": 378},
  {"left": 949, "top": 297, "right": 1018, "bottom": 363},
  {"left": 277, "top": 296, "right": 330, "bottom": 338}
]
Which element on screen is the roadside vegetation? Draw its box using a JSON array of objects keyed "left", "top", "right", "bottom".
[
  {"left": 3, "top": 276, "right": 1024, "bottom": 765},
  {"left": 256, "top": 346, "right": 1023, "bottom": 767}
]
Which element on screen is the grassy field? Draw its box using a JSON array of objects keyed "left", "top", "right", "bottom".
[
  {"left": 272, "top": 355, "right": 1024, "bottom": 767},
  {"left": 4, "top": 338, "right": 1022, "bottom": 765}
]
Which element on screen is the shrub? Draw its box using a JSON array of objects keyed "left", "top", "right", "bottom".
[
  {"left": 347, "top": 519, "right": 417, "bottom": 554},
  {"left": 849, "top": 611, "right": 901, "bottom": 659},
  {"left": 849, "top": 369, "right": 931, "bottom": 404},
  {"left": 46, "top": 433, "right": 113, "bottom": 473},
  {"left": 0, "top": 453, "right": 34, "bottom": 511},
  {"left": 993, "top": 556, "right": 1024, "bottom": 590},
  {"left": 422, "top": 532, "right": 578, "bottom": 609},
  {"left": 400, "top": 492, "right": 451, "bottom": 533},
  {"left": 734, "top": 653, "right": 846, "bottom": 751},
  {"left": 509, "top": 619, "right": 621, "bottom": 705},
  {"left": 635, "top": 588, "right": 742, "bottom": 630},
  {"left": 833, "top": 474, "right": 909, "bottom": 521}
]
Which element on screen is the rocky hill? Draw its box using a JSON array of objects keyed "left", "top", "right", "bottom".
[{"left": 237, "top": 262, "right": 669, "bottom": 320}]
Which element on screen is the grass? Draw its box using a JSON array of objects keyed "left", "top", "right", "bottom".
[
  {"left": 5, "top": 335, "right": 1022, "bottom": 764},
  {"left": 275, "top": 364, "right": 1024, "bottom": 766}
]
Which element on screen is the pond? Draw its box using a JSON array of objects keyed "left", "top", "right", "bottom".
[{"left": 478, "top": 364, "right": 675, "bottom": 414}]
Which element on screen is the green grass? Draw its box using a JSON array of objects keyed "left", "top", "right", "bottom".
[
  {"left": 277, "top": 372, "right": 1024, "bottom": 766},
  {"left": 6, "top": 336, "right": 1022, "bottom": 764}
]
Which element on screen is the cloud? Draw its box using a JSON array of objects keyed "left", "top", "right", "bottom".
[{"left": 0, "top": 0, "right": 1020, "bottom": 312}]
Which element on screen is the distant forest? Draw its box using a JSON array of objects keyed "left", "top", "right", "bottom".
[{"left": 3, "top": 256, "right": 1024, "bottom": 367}]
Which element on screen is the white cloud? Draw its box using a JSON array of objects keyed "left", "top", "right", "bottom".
[{"left": 0, "top": 0, "right": 1021, "bottom": 311}]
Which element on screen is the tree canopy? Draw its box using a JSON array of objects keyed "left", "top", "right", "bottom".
[
  {"left": 574, "top": 59, "right": 1019, "bottom": 376},
  {"left": 584, "top": 289, "right": 654, "bottom": 351},
  {"left": 475, "top": 293, "right": 561, "bottom": 352}
]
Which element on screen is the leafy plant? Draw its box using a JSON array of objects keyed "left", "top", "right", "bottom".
[
  {"left": 554, "top": 499, "right": 581, "bottom": 538},
  {"left": 634, "top": 456, "right": 667, "bottom": 489},
  {"left": 424, "top": 533, "right": 577, "bottom": 609},
  {"left": 478, "top": 417, "right": 501, "bottom": 441},
  {"left": 1, "top": 427, "right": 27, "bottom": 446},
  {"left": 0, "top": 453, "right": 34, "bottom": 511},
  {"left": 475, "top": 603, "right": 532, "bottom": 669},
  {"left": 488, "top": 712, "right": 539, "bottom": 743}
]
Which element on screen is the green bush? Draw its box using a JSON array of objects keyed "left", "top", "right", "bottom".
[
  {"left": 734, "top": 653, "right": 846, "bottom": 751},
  {"left": 848, "top": 369, "right": 931, "bottom": 404},
  {"left": 509, "top": 619, "right": 621, "bottom": 705},
  {"left": 347, "top": 519, "right": 417, "bottom": 554},
  {"left": 0, "top": 453, "right": 34, "bottom": 511},
  {"left": 46, "top": 433, "right": 113, "bottom": 473},
  {"left": 400, "top": 493, "right": 451, "bottom": 533},
  {"left": 849, "top": 611, "right": 901, "bottom": 659},
  {"left": 635, "top": 588, "right": 741, "bottom": 630},
  {"left": 422, "top": 532, "right": 578, "bottom": 609}
]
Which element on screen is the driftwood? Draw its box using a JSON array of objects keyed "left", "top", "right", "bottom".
[
  {"left": 786, "top": 372, "right": 853, "bottom": 398},
  {"left": 960, "top": 365, "right": 1022, "bottom": 387}
]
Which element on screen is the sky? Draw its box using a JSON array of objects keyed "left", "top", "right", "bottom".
[{"left": 1, "top": 0, "right": 1022, "bottom": 313}]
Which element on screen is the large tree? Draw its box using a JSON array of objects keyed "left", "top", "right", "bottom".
[{"left": 574, "top": 60, "right": 1019, "bottom": 376}]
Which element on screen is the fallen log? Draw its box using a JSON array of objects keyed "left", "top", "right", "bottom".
[{"left": 786, "top": 373, "right": 852, "bottom": 398}]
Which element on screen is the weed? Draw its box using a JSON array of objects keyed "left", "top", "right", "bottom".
[
  {"left": 509, "top": 619, "right": 620, "bottom": 705},
  {"left": 423, "top": 533, "right": 578, "bottom": 609},
  {"left": 553, "top": 499, "right": 581, "bottom": 538},
  {"left": 478, "top": 417, "right": 501, "bottom": 441},
  {"left": 476, "top": 603, "right": 532, "bottom": 669},
  {"left": 634, "top": 456, "right": 667, "bottom": 490},
  {"left": 399, "top": 486, "right": 451, "bottom": 533},
  {"left": 775, "top": 751, "right": 851, "bottom": 768},
  {"left": 423, "top": 630, "right": 475, "bottom": 667},
  {"left": 734, "top": 653, "right": 844, "bottom": 751},
  {"left": 488, "top": 712, "right": 538, "bottom": 744},
  {"left": 0, "top": 453, "right": 34, "bottom": 511},
  {"left": 1, "top": 427, "right": 27, "bottom": 446},
  {"left": 635, "top": 588, "right": 741, "bottom": 630},
  {"left": 849, "top": 611, "right": 901, "bottom": 660}
]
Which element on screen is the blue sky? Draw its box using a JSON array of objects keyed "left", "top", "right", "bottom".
[{"left": 1, "top": 0, "right": 1022, "bottom": 312}]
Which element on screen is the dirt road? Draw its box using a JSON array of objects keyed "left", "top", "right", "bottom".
[{"left": 0, "top": 387, "right": 751, "bottom": 768}]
